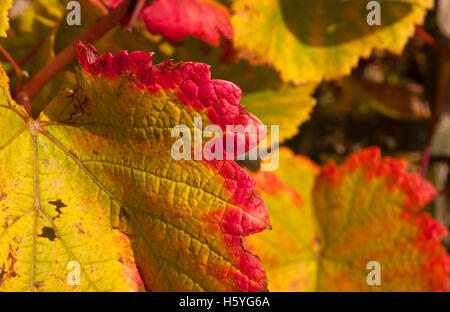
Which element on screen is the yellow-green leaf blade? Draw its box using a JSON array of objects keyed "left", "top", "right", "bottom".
[
  {"left": 232, "top": 0, "right": 434, "bottom": 83},
  {"left": 0, "top": 68, "right": 144, "bottom": 291}
]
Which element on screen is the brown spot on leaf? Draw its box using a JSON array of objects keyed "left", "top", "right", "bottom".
[
  {"left": 38, "top": 227, "right": 57, "bottom": 241},
  {"left": 49, "top": 199, "right": 67, "bottom": 219},
  {"left": 0, "top": 263, "right": 6, "bottom": 286},
  {"left": 0, "top": 245, "right": 18, "bottom": 287}
]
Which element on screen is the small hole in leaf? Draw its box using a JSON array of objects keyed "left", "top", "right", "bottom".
[
  {"left": 48, "top": 199, "right": 67, "bottom": 218},
  {"left": 38, "top": 227, "right": 57, "bottom": 241}
]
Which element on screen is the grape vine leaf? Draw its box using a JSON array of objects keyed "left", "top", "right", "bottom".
[
  {"left": 0, "top": 43, "right": 270, "bottom": 291},
  {"left": 0, "top": 0, "right": 12, "bottom": 37},
  {"left": 101, "top": 0, "right": 233, "bottom": 47},
  {"left": 231, "top": 0, "right": 434, "bottom": 83},
  {"left": 245, "top": 147, "right": 450, "bottom": 291}
]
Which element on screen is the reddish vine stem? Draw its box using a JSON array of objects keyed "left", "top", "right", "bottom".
[
  {"left": 0, "top": 43, "right": 28, "bottom": 98},
  {"left": 420, "top": 44, "right": 450, "bottom": 178},
  {"left": 16, "top": 0, "right": 134, "bottom": 107},
  {"left": 7, "top": 39, "right": 45, "bottom": 77},
  {"left": 0, "top": 44, "right": 31, "bottom": 115},
  {"left": 0, "top": 44, "right": 23, "bottom": 84},
  {"left": 415, "top": 26, "right": 448, "bottom": 59}
]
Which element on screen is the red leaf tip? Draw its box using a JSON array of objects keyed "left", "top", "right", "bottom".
[{"left": 76, "top": 42, "right": 266, "bottom": 156}]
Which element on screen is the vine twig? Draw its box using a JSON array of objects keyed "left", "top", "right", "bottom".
[{"left": 440, "top": 186, "right": 450, "bottom": 196}]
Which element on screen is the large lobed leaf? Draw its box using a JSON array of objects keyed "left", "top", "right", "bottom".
[
  {"left": 232, "top": 0, "right": 434, "bottom": 83},
  {"left": 246, "top": 147, "right": 450, "bottom": 291},
  {"left": 0, "top": 43, "right": 270, "bottom": 291}
]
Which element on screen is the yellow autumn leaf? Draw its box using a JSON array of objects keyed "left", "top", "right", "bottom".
[{"left": 232, "top": 0, "right": 434, "bottom": 83}]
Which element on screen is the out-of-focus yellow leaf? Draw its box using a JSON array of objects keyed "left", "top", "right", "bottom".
[
  {"left": 246, "top": 147, "right": 450, "bottom": 291},
  {"left": 232, "top": 0, "right": 434, "bottom": 83},
  {"left": 241, "top": 84, "right": 317, "bottom": 146},
  {"left": 431, "top": 114, "right": 450, "bottom": 157}
]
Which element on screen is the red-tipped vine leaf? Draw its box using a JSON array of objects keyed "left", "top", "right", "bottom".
[
  {"left": 245, "top": 147, "right": 450, "bottom": 291},
  {"left": 0, "top": 43, "right": 270, "bottom": 291}
]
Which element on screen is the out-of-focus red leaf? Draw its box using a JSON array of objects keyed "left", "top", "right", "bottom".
[{"left": 99, "top": 0, "right": 232, "bottom": 47}]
